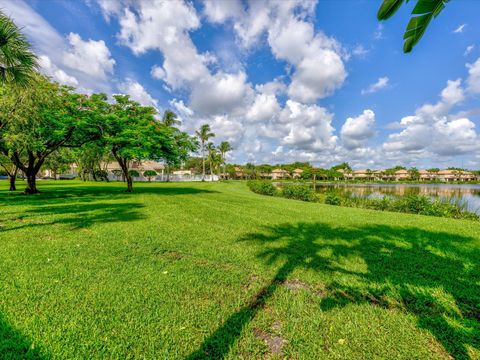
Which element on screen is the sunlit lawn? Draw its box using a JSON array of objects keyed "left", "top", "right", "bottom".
[{"left": 0, "top": 180, "right": 479, "bottom": 359}]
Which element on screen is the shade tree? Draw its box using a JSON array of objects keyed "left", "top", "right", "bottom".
[
  {"left": 0, "top": 75, "right": 103, "bottom": 193},
  {"left": 102, "top": 95, "right": 194, "bottom": 192}
]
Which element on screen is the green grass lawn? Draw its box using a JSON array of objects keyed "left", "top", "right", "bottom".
[{"left": 1, "top": 180, "right": 479, "bottom": 359}]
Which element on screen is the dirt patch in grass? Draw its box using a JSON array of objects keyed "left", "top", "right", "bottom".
[
  {"left": 164, "top": 251, "right": 183, "bottom": 260},
  {"left": 253, "top": 327, "right": 286, "bottom": 357},
  {"left": 282, "top": 279, "right": 309, "bottom": 291},
  {"left": 152, "top": 248, "right": 186, "bottom": 261},
  {"left": 282, "top": 279, "right": 326, "bottom": 299}
]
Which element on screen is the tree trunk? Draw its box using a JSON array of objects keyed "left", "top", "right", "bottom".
[
  {"left": 9, "top": 174, "right": 16, "bottom": 191},
  {"left": 202, "top": 143, "right": 206, "bottom": 181},
  {"left": 166, "top": 164, "right": 170, "bottom": 182},
  {"left": 25, "top": 172, "right": 38, "bottom": 194},
  {"left": 126, "top": 175, "right": 133, "bottom": 192}
]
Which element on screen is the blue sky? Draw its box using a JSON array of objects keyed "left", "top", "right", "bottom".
[{"left": 1, "top": 0, "right": 480, "bottom": 169}]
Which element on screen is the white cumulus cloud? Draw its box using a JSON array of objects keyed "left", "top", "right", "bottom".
[
  {"left": 341, "top": 110, "right": 376, "bottom": 150},
  {"left": 361, "top": 76, "right": 389, "bottom": 95}
]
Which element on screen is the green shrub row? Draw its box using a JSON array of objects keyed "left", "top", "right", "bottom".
[
  {"left": 325, "top": 192, "right": 479, "bottom": 220},
  {"left": 282, "top": 183, "right": 317, "bottom": 202},
  {"left": 247, "top": 181, "right": 478, "bottom": 221},
  {"left": 247, "top": 181, "right": 317, "bottom": 202},
  {"left": 246, "top": 180, "right": 278, "bottom": 196}
]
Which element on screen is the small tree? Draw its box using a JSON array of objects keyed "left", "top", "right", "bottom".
[
  {"left": 408, "top": 167, "right": 420, "bottom": 181},
  {"left": 0, "top": 154, "right": 18, "bottom": 191},
  {"left": 143, "top": 170, "right": 157, "bottom": 182}
]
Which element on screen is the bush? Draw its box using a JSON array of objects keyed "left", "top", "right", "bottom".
[
  {"left": 143, "top": 170, "right": 157, "bottom": 182},
  {"left": 94, "top": 169, "right": 109, "bottom": 181},
  {"left": 325, "top": 192, "right": 341, "bottom": 206},
  {"left": 247, "top": 180, "right": 278, "bottom": 196},
  {"left": 281, "top": 184, "right": 317, "bottom": 202}
]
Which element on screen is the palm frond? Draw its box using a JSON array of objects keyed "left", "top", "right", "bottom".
[
  {"left": 377, "top": 0, "right": 449, "bottom": 53},
  {"left": 0, "top": 11, "right": 38, "bottom": 86}
]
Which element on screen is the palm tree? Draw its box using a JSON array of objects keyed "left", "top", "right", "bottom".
[
  {"left": 162, "top": 109, "right": 181, "bottom": 127},
  {"left": 195, "top": 124, "right": 214, "bottom": 181},
  {"left": 218, "top": 141, "right": 232, "bottom": 180},
  {"left": 207, "top": 142, "right": 219, "bottom": 181},
  {"left": 0, "top": 12, "right": 38, "bottom": 86},
  {"left": 161, "top": 110, "right": 181, "bottom": 181}
]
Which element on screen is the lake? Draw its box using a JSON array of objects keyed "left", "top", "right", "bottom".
[{"left": 314, "top": 183, "right": 480, "bottom": 215}]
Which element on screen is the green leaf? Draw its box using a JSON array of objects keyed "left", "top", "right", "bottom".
[
  {"left": 377, "top": 0, "right": 405, "bottom": 20},
  {"left": 412, "top": 0, "right": 438, "bottom": 14},
  {"left": 402, "top": 0, "right": 447, "bottom": 53}
]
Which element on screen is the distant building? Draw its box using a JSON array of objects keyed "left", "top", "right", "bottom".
[
  {"left": 394, "top": 169, "right": 409, "bottom": 181},
  {"left": 233, "top": 166, "right": 245, "bottom": 179},
  {"left": 292, "top": 169, "right": 304, "bottom": 178},
  {"left": 271, "top": 168, "right": 289, "bottom": 180}
]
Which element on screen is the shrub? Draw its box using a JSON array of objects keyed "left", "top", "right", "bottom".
[
  {"left": 325, "top": 192, "right": 342, "bottom": 206},
  {"left": 247, "top": 180, "right": 278, "bottom": 196},
  {"left": 282, "top": 184, "right": 317, "bottom": 202},
  {"left": 143, "top": 170, "right": 157, "bottom": 182},
  {"left": 324, "top": 193, "right": 479, "bottom": 221},
  {"left": 94, "top": 169, "right": 109, "bottom": 182}
]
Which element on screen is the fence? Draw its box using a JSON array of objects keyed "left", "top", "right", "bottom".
[{"left": 107, "top": 173, "right": 219, "bottom": 182}]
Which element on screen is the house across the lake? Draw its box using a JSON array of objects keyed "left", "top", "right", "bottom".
[
  {"left": 292, "top": 169, "right": 304, "bottom": 178},
  {"left": 270, "top": 168, "right": 290, "bottom": 180},
  {"left": 342, "top": 168, "right": 477, "bottom": 182}
]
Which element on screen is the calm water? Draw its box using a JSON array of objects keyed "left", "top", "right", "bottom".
[{"left": 315, "top": 183, "right": 480, "bottom": 214}]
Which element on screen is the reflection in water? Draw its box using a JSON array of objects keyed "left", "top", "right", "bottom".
[{"left": 316, "top": 183, "right": 480, "bottom": 214}]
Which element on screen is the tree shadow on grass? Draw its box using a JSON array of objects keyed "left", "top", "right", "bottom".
[
  {"left": 187, "top": 222, "right": 480, "bottom": 359},
  {"left": 1, "top": 201, "right": 146, "bottom": 232},
  {"left": 0, "top": 183, "right": 218, "bottom": 206},
  {"left": 0, "top": 314, "right": 47, "bottom": 359}
]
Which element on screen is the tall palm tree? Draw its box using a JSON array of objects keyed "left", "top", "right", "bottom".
[
  {"left": 207, "top": 142, "right": 218, "bottom": 181},
  {"left": 161, "top": 110, "right": 181, "bottom": 181},
  {"left": 195, "top": 124, "right": 214, "bottom": 181},
  {"left": 218, "top": 141, "right": 232, "bottom": 180},
  {"left": 162, "top": 109, "right": 181, "bottom": 127},
  {"left": 0, "top": 12, "right": 37, "bottom": 86}
]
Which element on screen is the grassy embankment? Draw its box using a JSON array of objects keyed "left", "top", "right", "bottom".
[{"left": 1, "top": 180, "right": 479, "bottom": 359}]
